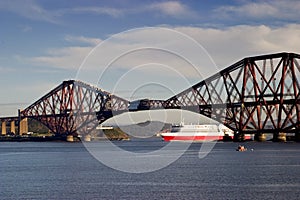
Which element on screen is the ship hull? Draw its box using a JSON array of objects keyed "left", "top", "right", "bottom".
[
  {"left": 161, "top": 134, "right": 225, "bottom": 141},
  {"left": 161, "top": 134, "right": 252, "bottom": 141}
]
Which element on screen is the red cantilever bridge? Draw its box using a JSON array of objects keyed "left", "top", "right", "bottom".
[{"left": 1, "top": 52, "right": 300, "bottom": 141}]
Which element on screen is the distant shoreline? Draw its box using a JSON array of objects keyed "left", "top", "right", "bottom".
[
  {"left": 0, "top": 135, "right": 72, "bottom": 142},
  {"left": 0, "top": 134, "right": 130, "bottom": 142}
]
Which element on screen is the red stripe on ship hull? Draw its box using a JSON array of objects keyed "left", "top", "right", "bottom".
[
  {"left": 244, "top": 135, "right": 252, "bottom": 140},
  {"left": 162, "top": 135, "right": 224, "bottom": 141}
]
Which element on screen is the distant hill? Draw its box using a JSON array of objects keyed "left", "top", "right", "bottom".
[
  {"left": 28, "top": 119, "right": 50, "bottom": 133},
  {"left": 117, "top": 121, "right": 171, "bottom": 138},
  {"left": 27, "top": 118, "right": 170, "bottom": 139}
]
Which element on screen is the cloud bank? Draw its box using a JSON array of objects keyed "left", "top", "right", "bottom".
[{"left": 28, "top": 24, "right": 300, "bottom": 73}]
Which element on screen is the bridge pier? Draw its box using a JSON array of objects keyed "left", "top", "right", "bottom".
[
  {"left": 233, "top": 132, "right": 245, "bottom": 142},
  {"left": 254, "top": 133, "right": 266, "bottom": 142},
  {"left": 66, "top": 135, "right": 74, "bottom": 142},
  {"left": 1, "top": 121, "right": 6, "bottom": 135},
  {"left": 273, "top": 132, "right": 286, "bottom": 142},
  {"left": 10, "top": 121, "right": 15, "bottom": 134},
  {"left": 19, "top": 118, "right": 28, "bottom": 135},
  {"left": 83, "top": 134, "right": 91, "bottom": 142}
]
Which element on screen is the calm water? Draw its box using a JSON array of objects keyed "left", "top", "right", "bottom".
[{"left": 1, "top": 139, "right": 300, "bottom": 200}]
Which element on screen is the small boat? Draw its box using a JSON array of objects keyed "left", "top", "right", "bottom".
[{"left": 236, "top": 145, "right": 247, "bottom": 151}]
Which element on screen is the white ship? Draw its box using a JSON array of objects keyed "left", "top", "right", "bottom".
[{"left": 161, "top": 122, "right": 238, "bottom": 141}]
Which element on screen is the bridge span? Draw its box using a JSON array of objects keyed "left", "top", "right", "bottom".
[{"left": 1, "top": 52, "right": 299, "bottom": 141}]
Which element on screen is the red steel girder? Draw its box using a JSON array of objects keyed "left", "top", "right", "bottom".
[
  {"left": 21, "top": 80, "right": 128, "bottom": 135},
  {"left": 165, "top": 52, "right": 300, "bottom": 134}
]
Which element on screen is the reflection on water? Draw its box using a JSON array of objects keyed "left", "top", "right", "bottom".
[{"left": 0, "top": 139, "right": 300, "bottom": 200}]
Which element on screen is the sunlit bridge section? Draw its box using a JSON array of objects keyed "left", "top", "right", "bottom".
[
  {"left": 164, "top": 52, "right": 300, "bottom": 140},
  {"left": 20, "top": 80, "right": 128, "bottom": 136}
]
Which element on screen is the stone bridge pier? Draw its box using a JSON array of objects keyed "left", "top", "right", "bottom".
[{"left": 0, "top": 118, "right": 28, "bottom": 135}]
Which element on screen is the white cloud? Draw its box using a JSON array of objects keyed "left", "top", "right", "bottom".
[
  {"left": 172, "top": 24, "right": 300, "bottom": 68},
  {"left": 0, "top": 0, "right": 196, "bottom": 24},
  {"left": 0, "top": 0, "right": 122, "bottom": 22},
  {"left": 149, "top": 1, "right": 196, "bottom": 18},
  {"left": 28, "top": 24, "right": 300, "bottom": 72},
  {"left": 69, "top": 6, "right": 123, "bottom": 18},
  {"left": 68, "top": 1, "right": 196, "bottom": 19},
  {"left": 0, "top": 65, "right": 17, "bottom": 73},
  {"left": 0, "top": 0, "right": 60, "bottom": 23},
  {"left": 215, "top": 0, "right": 300, "bottom": 21},
  {"left": 30, "top": 46, "right": 93, "bottom": 70},
  {"left": 28, "top": 35, "right": 102, "bottom": 70},
  {"left": 64, "top": 35, "right": 102, "bottom": 46}
]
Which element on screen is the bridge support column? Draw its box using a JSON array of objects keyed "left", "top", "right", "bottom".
[
  {"left": 1, "top": 121, "right": 6, "bottom": 135},
  {"left": 254, "top": 133, "right": 266, "bottom": 142},
  {"left": 19, "top": 118, "right": 28, "bottom": 135},
  {"left": 10, "top": 121, "right": 15, "bottom": 134},
  {"left": 83, "top": 134, "right": 91, "bottom": 142},
  {"left": 66, "top": 135, "right": 74, "bottom": 142},
  {"left": 273, "top": 132, "right": 286, "bottom": 142},
  {"left": 233, "top": 132, "right": 245, "bottom": 142}
]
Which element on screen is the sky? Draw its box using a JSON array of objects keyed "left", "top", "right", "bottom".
[{"left": 1, "top": 0, "right": 300, "bottom": 117}]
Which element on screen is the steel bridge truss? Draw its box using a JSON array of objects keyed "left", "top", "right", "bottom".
[
  {"left": 19, "top": 52, "right": 300, "bottom": 136},
  {"left": 165, "top": 52, "right": 300, "bottom": 134},
  {"left": 21, "top": 80, "right": 128, "bottom": 135}
]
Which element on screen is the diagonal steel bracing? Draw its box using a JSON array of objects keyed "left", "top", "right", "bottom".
[
  {"left": 21, "top": 80, "right": 128, "bottom": 135},
  {"left": 165, "top": 52, "right": 300, "bottom": 134}
]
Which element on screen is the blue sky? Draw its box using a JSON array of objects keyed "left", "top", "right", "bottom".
[{"left": 1, "top": 0, "right": 300, "bottom": 116}]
